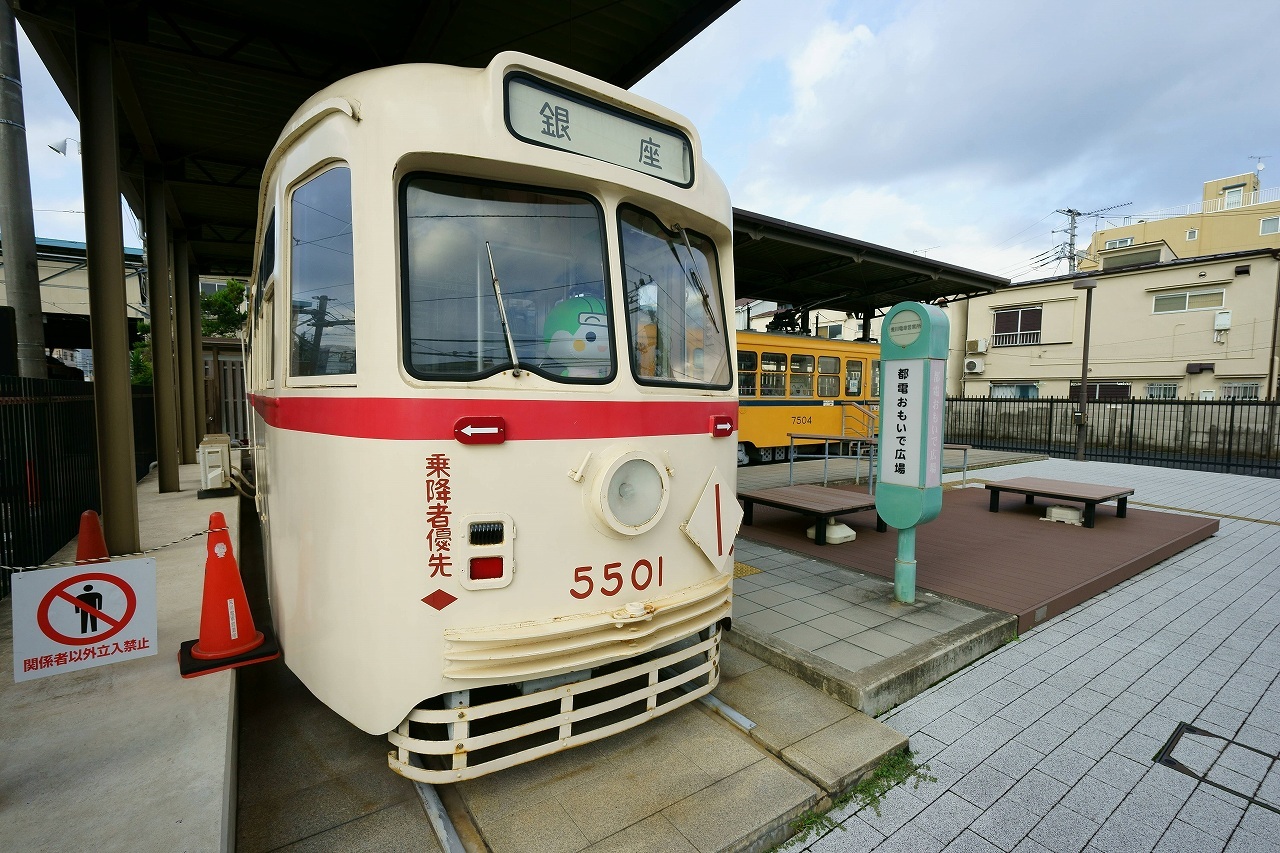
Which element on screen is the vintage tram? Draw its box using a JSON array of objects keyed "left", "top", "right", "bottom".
[{"left": 243, "top": 53, "right": 740, "bottom": 782}]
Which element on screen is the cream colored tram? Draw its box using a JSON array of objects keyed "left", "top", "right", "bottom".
[{"left": 243, "top": 53, "right": 740, "bottom": 782}]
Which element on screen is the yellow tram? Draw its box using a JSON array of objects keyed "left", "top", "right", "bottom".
[{"left": 736, "top": 330, "right": 880, "bottom": 464}]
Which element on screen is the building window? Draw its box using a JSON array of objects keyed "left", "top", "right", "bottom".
[
  {"left": 200, "top": 280, "right": 229, "bottom": 296},
  {"left": 1224, "top": 186, "right": 1244, "bottom": 209},
  {"left": 1185, "top": 229, "right": 1198, "bottom": 241},
  {"left": 1069, "top": 382, "right": 1132, "bottom": 401},
  {"left": 990, "top": 383, "right": 1038, "bottom": 399},
  {"left": 1153, "top": 289, "right": 1224, "bottom": 314},
  {"left": 991, "top": 306, "right": 1042, "bottom": 347},
  {"left": 1104, "top": 237, "right": 1134, "bottom": 250},
  {"left": 1221, "top": 382, "right": 1260, "bottom": 400},
  {"left": 1146, "top": 383, "right": 1179, "bottom": 399},
  {"left": 1262, "top": 216, "right": 1279, "bottom": 236}
]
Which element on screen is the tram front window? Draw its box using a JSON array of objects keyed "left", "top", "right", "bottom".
[
  {"left": 619, "top": 206, "right": 731, "bottom": 388},
  {"left": 401, "top": 174, "right": 610, "bottom": 381}
]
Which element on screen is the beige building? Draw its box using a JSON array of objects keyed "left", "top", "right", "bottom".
[
  {"left": 948, "top": 248, "right": 1280, "bottom": 401},
  {"left": 1079, "top": 173, "right": 1280, "bottom": 272},
  {"left": 0, "top": 238, "right": 148, "bottom": 377}
]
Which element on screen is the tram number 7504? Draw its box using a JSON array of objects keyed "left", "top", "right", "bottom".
[{"left": 570, "top": 557, "right": 664, "bottom": 599}]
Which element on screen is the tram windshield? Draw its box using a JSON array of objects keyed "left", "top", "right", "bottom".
[
  {"left": 619, "top": 206, "right": 731, "bottom": 388},
  {"left": 401, "top": 175, "right": 611, "bottom": 381}
]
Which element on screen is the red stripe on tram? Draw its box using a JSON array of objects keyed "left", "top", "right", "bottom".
[{"left": 249, "top": 395, "right": 737, "bottom": 441}]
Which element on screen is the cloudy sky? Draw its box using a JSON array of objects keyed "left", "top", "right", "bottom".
[
  {"left": 634, "top": 0, "right": 1280, "bottom": 279},
  {"left": 15, "top": 0, "right": 1280, "bottom": 278},
  {"left": 15, "top": 26, "right": 143, "bottom": 250}
]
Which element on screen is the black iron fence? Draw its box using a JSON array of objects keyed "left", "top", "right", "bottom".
[
  {"left": 1, "top": 377, "right": 156, "bottom": 599},
  {"left": 946, "top": 396, "right": 1280, "bottom": 477}
]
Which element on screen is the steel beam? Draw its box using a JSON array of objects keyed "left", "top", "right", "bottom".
[
  {"left": 145, "top": 163, "right": 180, "bottom": 491},
  {"left": 173, "top": 231, "right": 197, "bottom": 462}
]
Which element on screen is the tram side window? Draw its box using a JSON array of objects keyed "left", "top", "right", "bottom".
[
  {"left": 845, "top": 359, "right": 863, "bottom": 397},
  {"left": 620, "top": 206, "right": 731, "bottom": 388},
  {"left": 817, "top": 356, "right": 841, "bottom": 398},
  {"left": 401, "top": 174, "right": 609, "bottom": 382},
  {"left": 254, "top": 209, "right": 275, "bottom": 319},
  {"left": 789, "top": 354, "right": 814, "bottom": 397},
  {"left": 760, "top": 352, "right": 786, "bottom": 397},
  {"left": 738, "top": 350, "right": 758, "bottom": 396},
  {"left": 289, "top": 167, "right": 356, "bottom": 377}
]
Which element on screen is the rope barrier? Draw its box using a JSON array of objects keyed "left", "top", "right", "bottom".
[{"left": 1, "top": 526, "right": 230, "bottom": 573}]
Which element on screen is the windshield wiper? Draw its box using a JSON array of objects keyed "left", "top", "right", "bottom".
[
  {"left": 485, "top": 241, "right": 522, "bottom": 376},
  {"left": 670, "top": 224, "right": 719, "bottom": 333}
]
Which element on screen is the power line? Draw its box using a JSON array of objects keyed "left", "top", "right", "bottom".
[{"left": 1053, "top": 203, "right": 1131, "bottom": 272}]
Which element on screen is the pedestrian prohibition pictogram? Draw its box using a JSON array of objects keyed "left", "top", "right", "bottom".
[
  {"left": 36, "top": 572, "right": 137, "bottom": 645},
  {"left": 11, "top": 558, "right": 158, "bottom": 683}
]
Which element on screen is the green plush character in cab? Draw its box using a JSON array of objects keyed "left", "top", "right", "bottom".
[{"left": 544, "top": 296, "right": 610, "bottom": 378}]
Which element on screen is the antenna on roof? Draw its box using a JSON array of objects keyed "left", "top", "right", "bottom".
[{"left": 1250, "top": 155, "right": 1270, "bottom": 173}]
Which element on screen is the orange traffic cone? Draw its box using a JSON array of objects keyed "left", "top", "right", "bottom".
[
  {"left": 75, "top": 510, "right": 110, "bottom": 564},
  {"left": 178, "top": 511, "right": 279, "bottom": 678}
]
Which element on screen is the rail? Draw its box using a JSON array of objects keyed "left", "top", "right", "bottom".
[
  {"left": 1117, "top": 186, "right": 1280, "bottom": 224},
  {"left": 786, "top": 432, "right": 876, "bottom": 490}
]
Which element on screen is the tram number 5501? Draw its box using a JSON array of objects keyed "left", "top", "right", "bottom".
[{"left": 570, "top": 557, "right": 664, "bottom": 599}]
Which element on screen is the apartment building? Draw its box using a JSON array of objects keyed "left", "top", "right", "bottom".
[
  {"left": 948, "top": 248, "right": 1280, "bottom": 401},
  {"left": 1079, "top": 173, "right": 1280, "bottom": 271}
]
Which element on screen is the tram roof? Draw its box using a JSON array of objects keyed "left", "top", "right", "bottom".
[
  {"left": 733, "top": 209, "right": 1008, "bottom": 317},
  {"left": 16, "top": 1, "right": 740, "bottom": 277}
]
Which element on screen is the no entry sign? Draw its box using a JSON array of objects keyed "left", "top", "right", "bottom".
[{"left": 11, "top": 558, "right": 158, "bottom": 682}]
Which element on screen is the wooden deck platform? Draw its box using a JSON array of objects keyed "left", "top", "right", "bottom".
[{"left": 735, "top": 485, "right": 1219, "bottom": 633}]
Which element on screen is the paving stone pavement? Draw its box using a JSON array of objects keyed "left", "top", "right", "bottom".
[{"left": 794, "top": 459, "right": 1280, "bottom": 853}]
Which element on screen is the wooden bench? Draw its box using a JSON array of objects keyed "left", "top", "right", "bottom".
[
  {"left": 984, "top": 477, "right": 1134, "bottom": 529},
  {"left": 738, "top": 484, "right": 886, "bottom": 545}
]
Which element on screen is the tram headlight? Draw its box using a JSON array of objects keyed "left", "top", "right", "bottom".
[{"left": 590, "top": 450, "right": 670, "bottom": 536}]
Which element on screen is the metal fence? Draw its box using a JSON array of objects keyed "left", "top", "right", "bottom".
[
  {"left": 946, "top": 396, "right": 1280, "bottom": 477},
  {"left": 1, "top": 377, "right": 157, "bottom": 598}
]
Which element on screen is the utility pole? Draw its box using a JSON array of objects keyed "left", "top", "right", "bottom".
[
  {"left": 1055, "top": 208, "right": 1083, "bottom": 272},
  {"left": 0, "top": 2, "right": 46, "bottom": 378},
  {"left": 1052, "top": 203, "right": 1131, "bottom": 272}
]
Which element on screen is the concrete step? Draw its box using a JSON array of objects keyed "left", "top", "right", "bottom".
[
  {"left": 448, "top": 646, "right": 909, "bottom": 853},
  {"left": 725, "top": 593, "right": 1017, "bottom": 719}
]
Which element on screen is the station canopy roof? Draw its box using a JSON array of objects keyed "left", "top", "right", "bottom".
[
  {"left": 733, "top": 209, "right": 1007, "bottom": 318},
  {"left": 16, "top": 0, "right": 740, "bottom": 276},
  {"left": 17, "top": 1, "right": 1007, "bottom": 309}
]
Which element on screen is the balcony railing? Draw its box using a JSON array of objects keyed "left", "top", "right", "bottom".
[
  {"left": 1116, "top": 186, "right": 1280, "bottom": 224},
  {"left": 991, "top": 331, "right": 1040, "bottom": 347}
]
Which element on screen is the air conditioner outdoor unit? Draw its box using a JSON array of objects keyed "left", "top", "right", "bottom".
[
  {"left": 966, "top": 338, "right": 989, "bottom": 354},
  {"left": 198, "top": 433, "right": 232, "bottom": 491},
  {"left": 964, "top": 357, "right": 985, "bottom": 374}
]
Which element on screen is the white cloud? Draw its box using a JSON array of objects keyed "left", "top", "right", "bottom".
[{"left": 641, "top": 0, "right": 1280, "bottom": 281}]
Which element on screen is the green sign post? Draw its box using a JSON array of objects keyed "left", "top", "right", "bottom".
[{"left": 875, "top": 302, "right": 949, "bottom": 604}]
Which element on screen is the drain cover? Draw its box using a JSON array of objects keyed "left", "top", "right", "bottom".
[{"left": 1153, "top": 721, "right": 1279, "bottom": 815}]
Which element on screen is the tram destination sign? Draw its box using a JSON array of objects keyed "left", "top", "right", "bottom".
[{"left": 506, "top": 73, "right": 693, "bottom": 187}]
